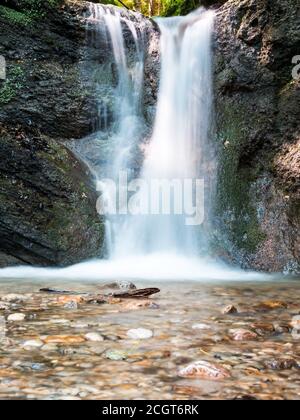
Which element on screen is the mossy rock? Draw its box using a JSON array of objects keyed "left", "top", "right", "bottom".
[{"left": 0, "top": 126, "right": 104, "bottom": 267}]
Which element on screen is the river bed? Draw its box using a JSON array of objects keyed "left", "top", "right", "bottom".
[{"left": 0, "top": 279, "right": 299, "bottom": 400}]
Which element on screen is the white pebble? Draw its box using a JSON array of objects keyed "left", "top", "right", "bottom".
[
  {"left": 192, "top": 323, "right": 210, "bottom": 330},
  {"left": 7, "top": 313, "right": 26, "bottom": 322},
  {"left": 22, "top": 339, "right": 44, "bottom": 349},
  {"left": 127, "top": 328, "right": 153, "bottom": 340},
  {"left": 84, "top": 332, "right": 104, "bottom": 342}
]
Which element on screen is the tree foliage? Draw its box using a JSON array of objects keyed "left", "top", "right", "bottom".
[{"left": 95, "top": 1, "right": 226, "bottom": 17}]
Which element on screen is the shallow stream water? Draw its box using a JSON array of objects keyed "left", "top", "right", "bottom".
[{"left": 0, "top": 278, "right": 299, "bottom": 400}]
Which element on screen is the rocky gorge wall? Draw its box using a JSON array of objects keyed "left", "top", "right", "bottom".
[{"left": 214, "top": 0, "right": 300, "bottom": 273}]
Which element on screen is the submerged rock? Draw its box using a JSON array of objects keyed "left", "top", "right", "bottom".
[
  {"left": 44, "top": 335, "right": 85, "bottom": 345},
  {"left": 257, "top": 301, "right": 288, "bottom": 311},
  {"left": 84, "top": 332, "right": 104, "bottom": 342},
  {"left": 230, "top": 329, "right": 258, "bottom": 341},
  {"left": 222, "top": 305, "right": 238, "bottom": 315},
  {"left": 105, "top": 349, "right": 128, "bottom": 361},
  {"left": 127, "top": 328, "right": 153, "bottom": 340},
  {"left": 1, "top": 294, "right": 29, "bottom": 303},
  {"left": 265, "top": 359, "right": 299, "bottom": 370},
  {"left": 251, "top": 323, "right": 275, "bottom": 336},
  {"left": 7, "top": 313, "right": 26, "bottom": 322},
  {"left": 178, "top": 361, "right": 231, "bottom": 380},
  {"left": 22, "top": 339, "right": 44, "bottom": 349}
]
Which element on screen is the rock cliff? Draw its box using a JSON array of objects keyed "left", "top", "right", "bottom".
[{"left": 214, "top": 0, "right": 300, "bottom": 273}]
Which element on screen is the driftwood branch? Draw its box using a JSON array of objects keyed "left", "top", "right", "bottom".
[{"left": 39, "top": 287, "right": 160, "bottom": 302}]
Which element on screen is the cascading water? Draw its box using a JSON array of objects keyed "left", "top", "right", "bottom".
[
  {"left": 113, "top": 9, "right": 215, "bottom": 258},
  {"left": 78, "top": 4, "right": 147, "bottom": 256},
  {"left": 0, "top": 5, "right": 265, "bottom": 281}
]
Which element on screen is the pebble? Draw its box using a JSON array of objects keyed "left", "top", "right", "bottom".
[
  {"left": 22, "top": 339, "right": 44, "bottom": 349},
  {"left": 1, "top": 294, "right": 29, "bottom": 303},
  {"left": 84, "top": 332, "right": 104, "bottom": 342},
  {"left": 121, "top": 300, "right": 158, "bottom": 310},
  {"left": 64, "top": 300, "right": 78, "bottom": 310},
  {"left": 127, "top": 328, "right": 153, "bottom": 340},
  {"left": 230, "top": 329, "right": 258, "bottom": 341},
  {"left": 117, "top": 281, "right": 137, "bottom": 290},
  {"left": 192, "top": 323, "right": 210, "bottom": 330},
  {"left": 274, "top": 323, "right": 290, "bottom": 334},
  {"left": 290, "top": 317, "right": 300, "bottom": 329},
  {"left": 265, "top": 359, "right": 299, "bottom": 370},
  {"left": 44, "top": 335, "right": 85, "bottom": 344},
  {"left": 222, "top": 305, "right": 238, "bottom": 315},
  {"left": 50, "top": 319, "right": 70, "bottom": 324},
  {"left": 41, "top": 343, "right": 58, "bottom": 352},
  {"left": 105, "top": 349, "right": 128, "bottom": 361},
  {"left": 250, "top": 323, "right": 275, "bottom": 336},
  {"left": 7, "top": 313, "right": 26, "bottom": 322},
  {"left": 178, "top": 361, "right": 231, "bottom": 380},
  {"left": 258, "top": 300, "right": 288, "bottom": 310}
]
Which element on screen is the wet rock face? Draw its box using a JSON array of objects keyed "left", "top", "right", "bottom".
[
  {"left": 0, "top": 2, "right": 159, "bottom": 138},
  {"left": 0, "top": 125, "right": 103, "bottom": 267},
  {"left": 0, "top": 1, "right": 159, "bottom": 267},
  {"left": 213, "top": 0, "right": 300, "bottom": 273}
]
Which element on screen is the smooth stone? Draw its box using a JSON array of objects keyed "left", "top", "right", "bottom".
[
  {"left": 274, "top": 323, "right": 290, "bottom": 334},
  {"left": 84, "top": 332, "right": 104, "bottom": 342},
  {"left": 290, "top": 317, "right": 300, "bottom": 328},
  {"left": 1, "top": 294, "right": 29, "bottom": 303},
  {"left": 105, "top": 349, "right": 128, "bottom": 361},
  {"left": 22, "top": 339, "right": 44, "bottom": 349},
  {"left": 41, "top": 343, "right": 58, "bottom": 352},
  {"left": 50, "top": 319, "right": 70, "bottom": 324},
  {"left": 116, "top": 281, "right": 137, "bottom": 290},
  {"left": 127, "top": 328, "right": 153, "bottom": 340},
  {"left": 230, "top": 329, "right": 258, "bottom": 341},
  {"left": 178, "top": 361, "right": 231, "bottom": 380},
  {"left": 7, "top": 313, "right": 26, "bottom": 322},
  {"left": 71, "top": 322, "right": 89, "bottom": 329},
  {"left": 44, "top": 335, "right": 85, "bottom": 344},
  {"left": 250, "top": 323, "right": 275, "bottom": 336},
  {"left": 192, "top": 323, "right": 210, "bottom": 330},
  {"left": 222, "top": 305, "right": 238, "bottom": 315}
]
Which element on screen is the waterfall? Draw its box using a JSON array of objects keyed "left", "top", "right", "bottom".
[
  {"left": 81, "top": 4, "right": 147, "bottom": 256},
  {"left": 113, "top": 9, "right": 215, "bottom": 258},
  {"left": 0, "top": 5, "right": 265, "bottom": 281},
  {"left": 73, "top": 4, "right": 216, "bottom": 261}
]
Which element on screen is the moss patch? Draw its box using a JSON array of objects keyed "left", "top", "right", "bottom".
[
  {"left": 215, "top": 101, "right": 266, "bottom": 253},
  {"left": 0, "top": 1, "right": 61, "bottom": 27},
  {"left": 0, "top": 65, "right": 25, "bottom": 105}
]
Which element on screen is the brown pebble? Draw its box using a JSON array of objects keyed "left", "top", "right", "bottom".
[{"left": 222, "top": 305, "right": 238, "bottom": 315}]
